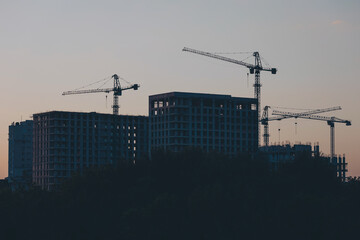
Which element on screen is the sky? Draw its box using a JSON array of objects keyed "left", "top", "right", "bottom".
[{"left": 0, "top": 0, "right": 359, "bottom": 178}]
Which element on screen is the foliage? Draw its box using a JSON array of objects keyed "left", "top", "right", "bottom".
[{"left": 0, "top": 150, "right": 359, "bottom": 240}]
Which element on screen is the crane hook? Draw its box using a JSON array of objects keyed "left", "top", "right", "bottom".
[
  {"left": 278, "top": 128, "right": 281, "bottom": 144},
  {"left": 247, "top": 73, "right": 249, "bottom": 88}
]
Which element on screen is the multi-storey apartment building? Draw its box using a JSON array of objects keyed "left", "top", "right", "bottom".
[
  {"left": 8, "top": 120, "right": 33, "bottom": 190},
  {"left": 259, "top": 143, "right": 348, "bottom": 181},
  {"left": 149, "top": 92, "right": 258, "bottom": 155},
  {"left": 259, "top": 143, "right": 313, "bottom": 170},
  {"left": 33, "top": 111, "right": 148, "bottom": 191}
]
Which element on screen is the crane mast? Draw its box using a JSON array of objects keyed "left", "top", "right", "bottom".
[
  {"left": 183, "top": 47, "right": 277, "bottom": 147},
  {"left": 62, "top": 74, "right": 139, "bottom": 115},
  {"left": 112, "top": 74, "right": 121, "bottom": 115}
]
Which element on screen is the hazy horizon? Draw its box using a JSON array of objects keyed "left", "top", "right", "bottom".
[{"left": 1, "top": 0, "right": 359, "bottom": 178}]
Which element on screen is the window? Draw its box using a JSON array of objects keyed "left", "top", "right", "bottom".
[{"left": 251, "top": 104, "right": 257, "bottom": 110}]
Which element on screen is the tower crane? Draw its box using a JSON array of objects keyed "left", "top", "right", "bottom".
[
  {"left": 62, "top": 74, "right": 139, "bottom": 115},
  {"left": 183, "top": 47, "right": 277, "bottom": 146},
  {"left": 271, "top": 111, "right": 351, "bottom": 160},
  {"left": 261, "top": 106, "right": 342, "bottom": 147}
]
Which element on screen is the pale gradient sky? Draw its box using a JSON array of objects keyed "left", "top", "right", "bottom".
[{"left": 1, "top": 0, "right": 359, "bottom": 179}]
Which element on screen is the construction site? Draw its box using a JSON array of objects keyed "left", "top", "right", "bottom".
[{"left": 8, "top": 47, "right": 352, "bottom": 190}]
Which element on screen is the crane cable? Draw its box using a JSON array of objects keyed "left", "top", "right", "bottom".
[
  {"left": 240, "top": 55, "right": 254, "bottom": 63},
  {"left": 118, "top": 75, "right": 132, "bottom": 86},
  {"left": 210, "top": 52, "right": 254, "bottom": 88},
  {"left": 278, "top": 121, "right": 281, "bottom": 143},
  {"left": 68, "top": 74, "right": 134, "bottom": 92},
  {"left": 271, "top": 106, "right": 314, "bottom": 111},
  {"left": 72, "top": 76, "right": 112, "bottom": 91},
  {"left": 96, "top": 77, "right": 113, "bottom": 90},
  {"left": 210, "top": 52, "right": 274, "bottom": 69},
  {"left": 247, "top": 73, "right": 249, "bottom": 88},
  {"left": 211, "top": 52, "right": 254, "bottom": 64},
  {"left": 260, "top": 56, "right": 272, "bottom": 69},
  {"left": 211, "top": 51, "right": 253, "bottom": 54}
]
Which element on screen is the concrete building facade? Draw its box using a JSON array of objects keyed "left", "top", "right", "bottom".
[
  {"left": 259, "top": 143, "right": 348, "bottom": 181},
  {"left": 8, "top": 120, "right": 33, "bottom": 190},
  {"left": 33, "top": 111, "right": 148, "bottom": 191},
  {"left": 259, "top": 143, "right": 313, "bottom": 170},
  {"left": 149, "top": 92, "right": 258, "bottom": 155},
  {"left": 330, "top": 154, "right": 347, "bottom": 182}
]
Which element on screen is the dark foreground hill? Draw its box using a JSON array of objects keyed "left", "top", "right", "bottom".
[{"left": 1, "top": 150, "right": 360, "bottom": 240}]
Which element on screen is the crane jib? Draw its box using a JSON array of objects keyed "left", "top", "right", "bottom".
[
  {"left": 183, "top": 46, "right": 277, "bottom": 147},
  {"left": 183, "top": 47, "right": 276, "bottom": 74},
  {"left": 62, "top": 74, "right": 140, "bottom": 115}
]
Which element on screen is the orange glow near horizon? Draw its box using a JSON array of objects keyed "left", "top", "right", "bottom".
[{"left": 1, "top": 0, "right": 359, "bottom": 178}]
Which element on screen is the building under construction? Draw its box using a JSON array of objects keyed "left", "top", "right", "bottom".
[
  {"left": 8, "top": 120, "right": 33, "bottom": 190},
  {"left": 32, "top": 111, "right": 148, "bottom": 191},
  {"left": 259, "top": 142, "right": 347, "bottom": 181},
  {"left": 8, "top": 90, "right": 350, "bottom": 191},
  {"left": 149, "top": 92, "right": 258, "bottom": 154}
]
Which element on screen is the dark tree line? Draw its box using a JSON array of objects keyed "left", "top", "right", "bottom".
[{"left": 1, "top": 150, "right": 360, "bottom": 240}]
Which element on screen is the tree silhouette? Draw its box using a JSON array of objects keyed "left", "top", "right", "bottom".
[{"left": 0, "top": 150, "right": 359, "bottom": 240}]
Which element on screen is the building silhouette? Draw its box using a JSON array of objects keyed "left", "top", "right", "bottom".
[
  {"left": 259, "top": 142, "right": 347, "bottom": 181},
  {"left": 32, "top": 111, "right": 148, "bottom": 191},
  {"left": 8, "top": 120, "right": 33, "bottom": 190},
  {"left": 149, "top": 92, "right": 258, "bottom": 154},
  {"left": 8, "top": 92, "right": 349, "bottom": 191},
  {"left": 259, "top": 143, "right": 312, "bottom": 170}
]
